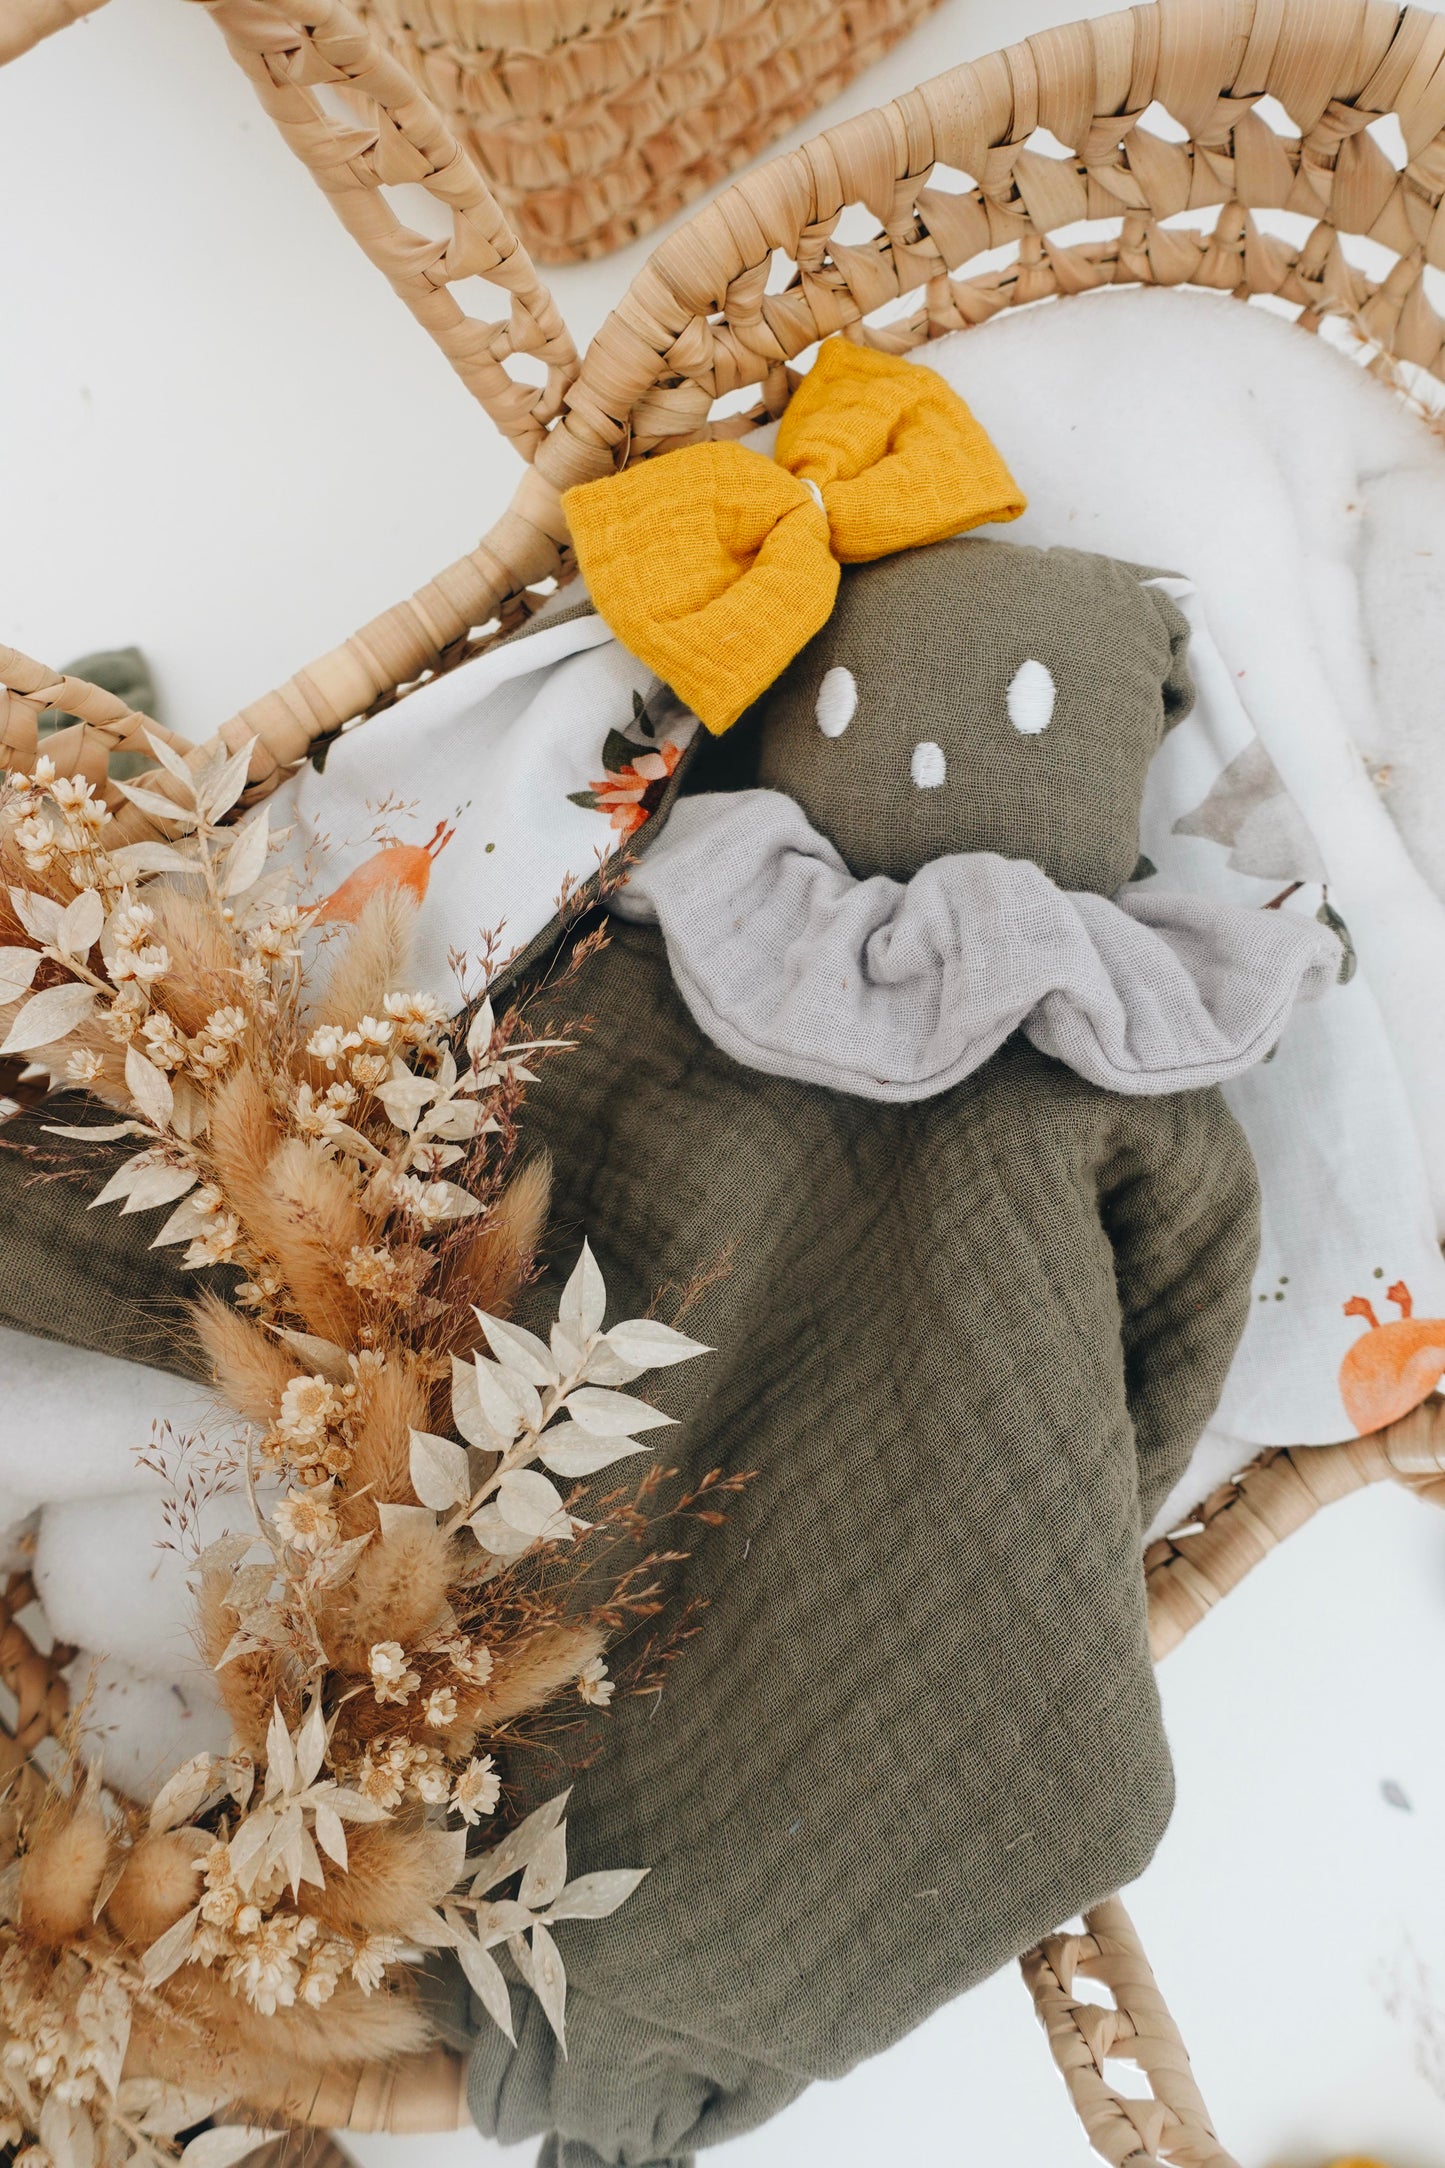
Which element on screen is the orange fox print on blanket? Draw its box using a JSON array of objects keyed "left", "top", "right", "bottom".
[
  {"left": 1339, "top": 1280, "right": 1445, "bottom": 1435},
  {"left": 317, "top": 818, "right": 455, "bottom": 922}
]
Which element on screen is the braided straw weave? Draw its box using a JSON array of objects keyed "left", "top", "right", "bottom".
[
  {"left": 180, "top": 0, "right": 1445, "bottom": 808},
  {"left": 6, "top": 0, "right": 1445, "bottom": 2152},
  {"left": 346, "top": 0, "right": 948, "bottom": 263}
]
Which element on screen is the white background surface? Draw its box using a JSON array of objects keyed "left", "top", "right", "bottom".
[{"left": 4, "top": 1, "right": 1445, "bottom": 2163}]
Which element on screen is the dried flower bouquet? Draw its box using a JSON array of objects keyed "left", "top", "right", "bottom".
[{"left": 0, "top": 742, "right": 713, "bottom": 2166}]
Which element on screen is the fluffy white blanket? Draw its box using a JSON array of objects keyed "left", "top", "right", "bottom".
[{"left": 6, "top": 287, "right": 1445, "bottom": 1791}]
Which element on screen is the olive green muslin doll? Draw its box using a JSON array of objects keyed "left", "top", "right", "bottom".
[
  {"left": 0, "top": 352, "right": 1336, "bottom": 2168},
  {"left": 461, "top": 524, "right": 1337, "bottom": 2168}
]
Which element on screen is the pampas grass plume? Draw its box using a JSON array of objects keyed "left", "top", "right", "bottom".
[
  {"left": 443, "top": 1154, "right": 551, "bottom": 1330},
  {"left": 298, "top": 1822, "right": 458, "bottom": 1940},
  {"left": 342, "top": 1354, "right": 432, "bottom": 1518},
  {"left": 195, "top": 1560, "right": 285, "bottom": 1754},
  {"left": 464, "top": 1620, "right": 607, "bottom": 1730},
  {"left": 321, "top": 1517, "right": 458, "bottom": 1671},
  {"left": 147, "top": 887, "right": 239, "bottom": 1038},
  {"left": 255, "top": 1137, "right": 368, "bottom": 1339},
  {"left": 312, "top": 891, "right": 418, "bottom": 1036},
  {"left": 193, "top": 1291, "right": 296, "bottom": 1423},
  {"left": 132, "top": 1966, "right": 430, "bottom": 2099}
]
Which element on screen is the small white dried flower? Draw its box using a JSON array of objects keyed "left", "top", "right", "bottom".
[
  {"left": 294, "top": 1079, "right": 356, "bottom": 1139},
  {"left": 355, "top": 1016, "right": 394, "bottom": 1050},
  {"left": 343, "top": 1242, "right": 396, "bottom": 1292},
  {"left": 50, "top": 774, "right": 99, "bottom": 814},
  {"left": 109, "top": 900, "right": 157, "bottom": 952},
  {"left": 410, "top": 1753, "right": 451, "bottom": 1806},
  {"left": 200, "top": 1841, "right": 240, "bottom": 1926},
  {"left": 441, "top": 1636, "right": 493, "bottom": 1686},
  {"left": 391, "top": 1172, "right": 454, "bottom": 1226},
  {"left": 183, "top": 1211, "right": 242, "bottom": 1269},
  {"left": 64, "top": 1047, "right": 106, "bottom": 1086},
  {"left": 423, "top": 1686, "right": 458, "bottom": 1729},
  {"left": 383, "top": 988, "right": 448, "bottom": 1044},
  {"left": 278, "top": 1373, "right": 343, "bottom": 1445},
  {"left": 13, "top": 812, "right": 56, "bottom": 870},
  {"left": 298, "top": 1938, "right": 351, "bottom": 2008},
  {"left": 236, "top": 1269, "right": 283, "bottom": 1311},
  {"left": 101, "top": 984, "right": 148, "bottom": 1040},
  {"left": 451, "top": 1754, "right": 500, "bottom": 1826},
  {"left": 577, "top": 1655, "right": 615, "bottom": 1709},
  {"left": 189, "top": 1002, "right": 249, "bottom": 1073},
  {"left": 140, "top": 1010, "right": 188, "bottom": 1070},
  {"left": 203, "top": 1002, "right": 248, "bottom": 1041},
  {"left": 351, "top": 1933, "right": 405, "bottom": 1994},
  {"left": 354, "top": 1741, "right": 409, "bottom": 1810},
  {"left": 348, "top": 1051, "right": 391, "bottom": 1090},
  {"left": 112, "top": 940, "right": 170, "bottom": 985},
  {"left": 369, "top": 1642, "right": 420, "bottom": 1706},
  {"left": 248, "top": 906, "right": 302, "bottom": 964},
  {"left": 306, "top": 1023, "right": 359, "bottom": 1069},
  {"left": 224, "top": 1910, "right": 319, "bottom": 2015},
  {"left": 273, "top": 1483, "right": 340, "bottom": 1556}
]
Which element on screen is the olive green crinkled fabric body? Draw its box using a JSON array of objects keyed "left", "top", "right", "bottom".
[{"left": 468, "top": 914, "right": 1259, "bottom": 2168}]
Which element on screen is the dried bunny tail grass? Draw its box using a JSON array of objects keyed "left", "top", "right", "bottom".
[
  {"left": 342, "top": 1352, "right": 433, "bottom": 1518},
  {"left": 147, "top": 884, "right": 242, "bottom": 1037},
  {"left": 439, "top": 1153, "right": 551, "bottom": 1335},
  {"left": 17, "top": 1805, "right": 111, "bottom": 1945},
  {"left": 208, "top": 1059, "right": 285, "bottom": 1234},
  {"left": 195, "top": 1559, "right": 287, "bottom": 1754},
  {"left": 297, "top": 1822, "right": 457, "bottom": 1940},
  {"left": 319, "top": 1516, "right": 460, "bottom": 1672},
  {"left": 134, "top": 1965, "right": 429, "bottom": 2097},
  {"left": 105, "top": 1827, "right": 210, "bottom": 1948},
  {"left": 193, "top": 1291, "right": 297, "bottom": 1423},
  {"left": 463, "top": 1619, "right": 607, "bottom": 1730},
  {"left": 252, "top": 1137, "right": 368, "bottom": 1342},
  {"left": 311, "top": 889, "right": 419, "bottom": 1035},
  {"left": 207, "top": 1067, "right": 370, "bottom": 1336}
]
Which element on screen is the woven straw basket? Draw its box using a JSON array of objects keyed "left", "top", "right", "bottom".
[
  {"left": 5, "top": 0, "right": 1445, "bottom": 2157},
  {"left": 348, "top": 0, "right": 948, "bottom": 262}
]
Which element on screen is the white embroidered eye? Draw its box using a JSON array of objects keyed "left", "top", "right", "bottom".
[
  {"left": 1007, "top": 658, "right": 1055, "bottom": 734},
  {"left": 815, "top": 666, "right": 857, "bottom": 738},
  {"left": 911, "top": 741, "right": 946, "bottom": 789}
]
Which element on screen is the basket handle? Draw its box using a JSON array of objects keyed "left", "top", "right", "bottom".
[
  {"left": 1023, "top": 1895, "right": 1240, "bottom": 2168},
  {"left": 0, "top": 642, "right": 194, "bottom": 801},
  {"left": 0, "top": 0, "right": 107, "bottom": 65},
  {"left": 1019, "top": 1392, "right": 1445, "bottom": 2164},
  {"left": 189, "top": 0, "right": 580, "bottom": 467}
]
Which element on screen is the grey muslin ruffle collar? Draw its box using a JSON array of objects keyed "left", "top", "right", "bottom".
[{"left": 611, "top": 789, "right": 1338, "bottom": 1102}]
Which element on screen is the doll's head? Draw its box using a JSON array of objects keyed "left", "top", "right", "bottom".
[{"left": 753, "top": 538, "right": 1194, "bottom": 895}]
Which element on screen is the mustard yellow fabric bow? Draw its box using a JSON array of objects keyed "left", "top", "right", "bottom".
[{"left": 563, "top": 340, "right": 1026, "bottom": 736}]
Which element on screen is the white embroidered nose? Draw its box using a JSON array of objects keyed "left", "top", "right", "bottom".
[
  {"left": 815, "top": 666, "right": 857, "bottom": 737},
  {"left": 911, "top": 741, "right": 946, "bottom": 789},
  {"left": 1007, "top": 658, "right": 1055, "bottom": 735}
]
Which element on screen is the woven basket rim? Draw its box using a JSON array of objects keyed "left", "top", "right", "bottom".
[{"left": 166, "top": 0, "right": 1445, "bottom": 784}]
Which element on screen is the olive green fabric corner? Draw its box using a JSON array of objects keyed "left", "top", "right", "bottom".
[{"left": 0, "top": 1094, "right": 221, "bottom": 1379}]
